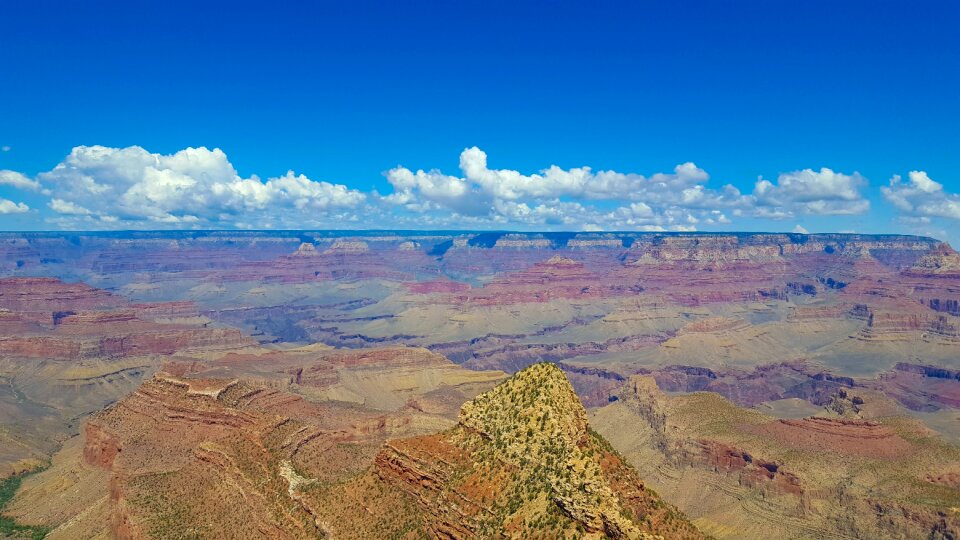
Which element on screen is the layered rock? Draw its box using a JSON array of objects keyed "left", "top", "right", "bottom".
[
  {"left": 0, "top": 277, "right": 256, "bottom": 477},
  {"left": 0, "top": 277, "right": 122, "bottom": 313},
  {"left": 1, "top": 230, "right": 959, "bottom": 538},
  {"left": 7, "top": 356, "right": 488, "bottom": 539},
  {"left": 870, "top": 362, "right": 960, "bottom": 411},
  {"left": 447, "top": 256, "right": 643, "bottom": 306},
  {"left": 0, "top": 277, "right": 252, "bottom": 360},
  {"left": 177, "top": 345, "right": 506, "bottom": 413},
  {"left": 591, "top": 376, "right": 960, "bottom": 539}
]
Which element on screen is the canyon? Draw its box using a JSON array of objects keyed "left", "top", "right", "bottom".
[{"left": 1, "top": 230, "right": 958, "bottom": 538}]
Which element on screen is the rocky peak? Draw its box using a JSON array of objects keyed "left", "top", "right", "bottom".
[
  {"left": 543, "top": 255, "right": 580, "bottom": 266},
  {"left": 823, "top": 388, "right": 864, "bottom": 418},
  {"left": 459, "top": 362, "right": 588, "bottom": 448},
  {"left": 447, "top": 364, "right": 698, "bottom": 538},
  {"left": 291, "top": 242, "right": 318, "bottom": 256},
  {"left": 620, "top": 376, "right": 668, "bottom": 432},
  {"left": 908, "top": 242, "right": 960, "bottom": 275}
]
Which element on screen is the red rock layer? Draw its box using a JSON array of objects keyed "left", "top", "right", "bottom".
[
  {"left": 744, "top": 417, "right": 913, "bottom": 459},
  {"left": 0, "top": 277, "right": 253, "bottom": 360},
  {"left": 696, "top": 440, "right": 803, "bottom": 496}
]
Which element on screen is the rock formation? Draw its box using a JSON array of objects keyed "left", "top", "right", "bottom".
[
  {"left": 592, "top": 375, "right": 960, "bottom": 539},
  {"left": 2, "top": 230, "right": 959, "bottom": 538},
  {"left": 311, "top": 363, "right": 707, "bottom": 539}
]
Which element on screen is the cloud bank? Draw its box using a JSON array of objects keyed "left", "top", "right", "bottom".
[
  {"left": 0, "top": 144, "right": 947, "bottom": 233},
  {"left": 16, "top": 146, "right": 366, "bottom": 228},
  {"left": 382, "top": 147, "right": 871, "bottom": 230}
]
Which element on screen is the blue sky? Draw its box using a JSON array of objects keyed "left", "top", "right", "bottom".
[{"left": 0, "top": 0, "right": 957, "bottom": 236}]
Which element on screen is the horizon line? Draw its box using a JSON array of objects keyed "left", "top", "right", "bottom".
[{"left": 0, "top": 229, "right": 942, "bottom": 240}]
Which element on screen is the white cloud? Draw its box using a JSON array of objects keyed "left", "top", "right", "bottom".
[
  {"left": 0, "top": 199, "right": 29, "bottom": 214},
  {"left": 377, "top": 148, "right": 880, "bottom": 229},
  {"left": 1, "top": 146, "right": 10, "bottom": 152},
  {"left": 383, "top": 166, "right": 479, "bottom": 214},
  {"left": 49, "top": 198, "right": 92, "bottom": 215},
  {"left": 0, "top": 170, "right": 42, "bottom": 191},
  {"left": 381, "top": 146, "right": 752, "bottom": 229},
  {"left": 753, "top": 168, "right": 869, "bottom": 217},
  {"left": 882, "top": 171, "right": 960, "bottom": 220},
  {"left": 0, "top": 144, "right": 900, "bottom": 232},
  {"left": 30, "top": 145, "right": 366, "bottom": 227},
  {"left": 385, "top": 147, "right": 732, "bottom": 208},
  {"left": 792, "top": 224, "right": 809, "bottom": 234}
]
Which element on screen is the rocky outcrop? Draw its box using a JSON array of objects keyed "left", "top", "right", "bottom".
[
  {"left": 696, "top": 440, "right": 803, "bottom": 496},
  {"left": 366, "top": 364, "right": 707, "bottom": 539},
  {"left": 291, "top": 242, "right": 319, "bottom": 256},
  {"left": 822, "top": 388, "right": 864, "bottom": 417},
  {"left": 83, "top": 422, "right": 121, "bottom": 469},
  {"left": 323, "top": 239, "right": 370, "bottom": 253},
  {"left": 903, "top": 243, "right": 960, "bottom": 278}
]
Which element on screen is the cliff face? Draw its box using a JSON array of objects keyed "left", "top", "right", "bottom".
[{"left": 82, "top": 375, "right": 333, "bottom": 539}]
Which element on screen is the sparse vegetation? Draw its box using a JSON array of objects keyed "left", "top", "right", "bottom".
[{"left": 0, "top": 468, "right": 50, "bottom": 540}]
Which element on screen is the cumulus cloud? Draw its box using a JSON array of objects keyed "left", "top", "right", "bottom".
[
  {"left": 0, "top": 143, "right": 896, "bottom": 232},
  {"left": 0, "top": 199, "right": 29, "bottom": 214},
  {"left": 753, "top": 168, "right": 869, "bottom": 217},
  {"left": 882, "top": 171, "right": 960, "bottom": 220},
  {"left": 49, "top": 198, "right": 92, "bottom": 215},
  {"left": 379, "top": 147, "right": 881, "bottom": 229},
  {"left": 381, "top": 146, "right": 754, "bottom": 229},
  {"left": 0, "top": 170, "right": 43, "bottom": 191},
  {"left": 26, "top": 145, "right": 365, "bottom": 228}
]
